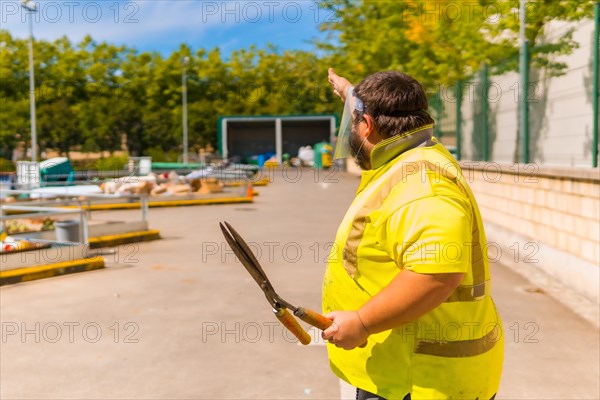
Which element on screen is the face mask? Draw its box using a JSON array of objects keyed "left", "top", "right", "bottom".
[{"left": 333, "top": 87, "right": 365, "bottom": 160}]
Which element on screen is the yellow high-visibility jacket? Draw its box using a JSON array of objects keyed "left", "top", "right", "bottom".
[{"left": 323, "top": 126, "right": 504, "bottom": 399}]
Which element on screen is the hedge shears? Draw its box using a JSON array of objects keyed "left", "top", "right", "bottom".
[{"left": 219, "top": 221, "right": 332, "bottom": 345}]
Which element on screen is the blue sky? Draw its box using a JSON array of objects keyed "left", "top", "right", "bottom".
[{"left": 1, "top": 0, "right": 335, "bottom": 55}]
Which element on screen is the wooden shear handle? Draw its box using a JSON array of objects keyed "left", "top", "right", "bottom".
[
  {"left": 274, "top": 308, "right": 311, "bottom": 345},
  {"left": 294, "top": 307, "right": 333, "bottom": 330}
]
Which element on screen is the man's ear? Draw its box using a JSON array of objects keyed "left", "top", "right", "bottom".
[{"left": 363, "top": 114, "right": 375, "bottom": 138}]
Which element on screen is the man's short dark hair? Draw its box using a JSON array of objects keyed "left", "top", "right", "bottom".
[{"left": 354, "top": 71, "right": 434, "bottom": 139}]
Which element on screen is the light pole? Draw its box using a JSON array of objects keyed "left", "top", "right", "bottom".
[
  {"left": 519, "top": 0, "right": 530, "bottom": 164},
  {"left": 182, "top": 56, "right": 189, "bottom": 165},
  {"left": 22, "top": 0, "right": 38, "bottom": 162}
]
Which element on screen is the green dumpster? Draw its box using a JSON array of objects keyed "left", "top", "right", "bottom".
[
  {"left": 39, "top": 157, "right": 74, "bottom": 183},
  {"left": 313, "top": 142, "right": 333, "bottom": 169}
]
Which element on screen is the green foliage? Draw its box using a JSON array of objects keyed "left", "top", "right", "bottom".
[
  {"left": 317, "top": 0, "right": 594, "bottom": 87},
  {"left": 92, "top": 155, "right": 129, "bottom": 171},
  {"left": 145, "top": 147, "right": 181, "bottom": 163},
  {"left": 0, "top": 158, "right": 16, "bottom": 173},
  {"left": 0, "top": 32, "right": 337, "bottom": 159}
]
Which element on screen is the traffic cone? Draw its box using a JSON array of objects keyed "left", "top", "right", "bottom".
[{"left": 246, "top": 183, "right": 254, "bottom": 199}]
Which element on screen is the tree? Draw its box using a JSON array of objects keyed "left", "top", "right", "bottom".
[
  {"left": 37, "top": 98, "right": 78, "bottom": 155},
  {"left": 0, "top": 29, "right": 340, "bottom": 159},
  {"left": 317, "top": 0, "right": 595, "bottom": 86}
]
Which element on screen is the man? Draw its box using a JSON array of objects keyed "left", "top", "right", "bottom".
[{"left": 322, "top": 69, "right": 503, "bottom": 400}]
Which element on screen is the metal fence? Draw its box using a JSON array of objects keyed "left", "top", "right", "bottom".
[
  {"left": 1, "top": 190, "right": 150, "bottom": 245},
  {"left": 434, "top": 7, "right": 600, "bottom": 168}
]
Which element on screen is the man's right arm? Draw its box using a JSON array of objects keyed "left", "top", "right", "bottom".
[{"left": 328, "top": 68, "right": 352, "bottom": 102}]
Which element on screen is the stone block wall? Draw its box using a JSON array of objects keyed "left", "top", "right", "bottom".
[{"left": 460, "top": 163, "right": 600, "bottom": 266}]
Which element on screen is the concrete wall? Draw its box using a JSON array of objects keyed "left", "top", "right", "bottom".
[
  {"left": 533, "top": 19, "right": 596, "bottom": 167},
  {"left": 488, "top": 71, "right": 520, "bottom": 163}
]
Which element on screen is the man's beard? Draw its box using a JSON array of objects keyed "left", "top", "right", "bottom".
[{"left": 349, "top": 125, "right": 370, "bottom": 170}]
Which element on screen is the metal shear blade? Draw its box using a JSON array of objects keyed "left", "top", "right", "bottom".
[
  {"left": 219, "top": 222, "right": 294, "bottom": 310},
  {"left": 219, "top": 221, "right": 335, "bottom": 346}
]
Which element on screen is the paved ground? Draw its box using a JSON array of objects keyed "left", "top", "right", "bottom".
[{"left": 1, "top": 168, "right": 599, "bottom": 399}]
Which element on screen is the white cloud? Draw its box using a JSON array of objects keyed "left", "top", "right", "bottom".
[
  {"left": 1, "top": 1, "right": 225, "bottom": 44},
  {"left": 1, "top": 0, "right": 324, "bottom": 49}
]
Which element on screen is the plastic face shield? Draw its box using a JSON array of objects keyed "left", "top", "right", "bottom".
[{"left": 334, "top": 87, "right": 364, "bottom": 160}]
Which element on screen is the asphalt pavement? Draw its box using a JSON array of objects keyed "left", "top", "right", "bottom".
[{"left": 1, "top": 167, "right": 598, "bottom": 399}]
